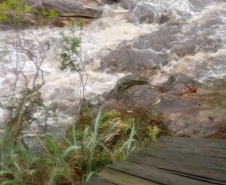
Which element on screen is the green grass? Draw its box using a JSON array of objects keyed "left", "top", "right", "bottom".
[{"left": 0, "top": 109, "right": 154, "bottom": 185}]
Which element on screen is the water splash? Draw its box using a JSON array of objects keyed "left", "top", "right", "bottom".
[
  {"left": 0, "top": 4, "right": 158, "bottom": 129},
  {"left": 0, "top": 0, "right": 226, "bottom": 133}
]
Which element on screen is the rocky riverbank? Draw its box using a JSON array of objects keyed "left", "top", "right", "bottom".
[{"left": 101, "top": 74, "right": 226, "bottom": 138}]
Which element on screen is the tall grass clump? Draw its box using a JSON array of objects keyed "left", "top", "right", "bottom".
[
  {"left": 47, "top": 109, "right": 141, "bottom": 183},
  {"left": 0, "top": 109, "right": 142, "bottom": 185},
  {"left": 0, "top": 131, "right": 42, "bottom": 185}
]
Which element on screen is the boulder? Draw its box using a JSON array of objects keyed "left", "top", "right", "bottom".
[
  {"left": 103, "top": 74, "right": 163, "bottom": 112},
  {"left": 106, "top": 75, "right": 151, "bottom": 98},
  {"left": 103, "top": 74, "right": 226, "bottom": 138},
  {"left": 119, "top": 0, "right": 136, "bottom": 10},
  {"left": 120, "top": 0, "right": 168, "bottom": 24},
  {"left": 26, "top": 0, "right": 43, "bottom": 8},
  {"left": 152, "top": 76, "right": 226, "bottom": 137},
  {"left": 26, "top": 0, "right": 105, "bottom": 17},
  {"left": 129, "top": 3, "right": 160, "bottom": 24}
]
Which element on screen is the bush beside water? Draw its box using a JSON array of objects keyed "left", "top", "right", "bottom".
[{"left": 0, "top": 109, "right": 162, "bottom": 184}]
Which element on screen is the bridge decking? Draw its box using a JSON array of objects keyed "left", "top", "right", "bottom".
[{"left": 85, "top": 136, "right": 226, "bottom": 185}]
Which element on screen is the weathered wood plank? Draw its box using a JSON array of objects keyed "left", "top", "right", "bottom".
[
  {"left": 85, "top": 136, "right": 226, "bottom": 185},
  {"left": 159, "top": 136, "right": 226, "bottom": 149},
  {"left": 144, "top": 140, "right": 226, "bottom": 158},
  {"left": 85, "top": 176, "right": 116, "bottom": 185},
  {"left": 127, "top": 154, "right": 226, "bottom": 183},
  {"left": 137, "top": 146, "right": 226, "bottom": 171},
  {"left": 99, "top": 168, "right": 160, "bottom": 185},
  {"left": 108, "top": 161, "right": 214, "bottom": 185}
]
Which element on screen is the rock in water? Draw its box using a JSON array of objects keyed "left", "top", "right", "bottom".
[{"left": 119, "top": 0, "right": 136, "bottom": 10}]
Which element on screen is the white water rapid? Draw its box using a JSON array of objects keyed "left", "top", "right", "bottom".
[{"left": 0, "top": 4, "right": 157, "bottom": 135}]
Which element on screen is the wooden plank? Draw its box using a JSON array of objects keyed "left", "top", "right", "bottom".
[
  {"left": 99, "top": 168, "right": 160, "bottom": 185},
  {"left": 85, "top": 136, "right": 226, "bottom": 185},
  {"left": 108, "top": 161, "right": 214, "bottom": 185},
  {"left": 144, "top": 140, "right": 226, "bottom": 158},
  {"left": 137, "top": 147, "right": 226, "bottom": 171},
  {"left": 159, "top": 136, "right": 226, "bottom": 149},
  {"left": 85, "top": 176, "right": 116, "bottom": 185},
  {"left": 127, "top": 154, "right": 226, "bottom": 183}
]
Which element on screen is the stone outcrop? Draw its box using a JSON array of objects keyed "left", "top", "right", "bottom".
[
  {"left": 103, "top": 74, "right": 226, "bottom": 138},
  {"left": 26, "top": 0, "right": 106, "bottom": 17}
]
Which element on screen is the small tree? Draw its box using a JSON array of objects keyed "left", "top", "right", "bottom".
[
  {"left": 59, "top": 21, "right": 88, "bottom": 121},
  {"left": 0, "top": 0, "right": 58, "bottom": 138}
]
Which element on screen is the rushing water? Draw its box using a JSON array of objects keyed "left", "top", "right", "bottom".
[
  {"left": 0, "top": 4, "right": 157, "bottom": 134},
  {"left": 0, "top": 0, "right": 226, "bottom": 138},
  {"left": 101, "top": 0, "right": 226, "bottom": 84}
]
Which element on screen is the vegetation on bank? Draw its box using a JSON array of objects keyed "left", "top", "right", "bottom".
[
  {"left": 0, "top": 0, "right": 58, "bottom": 29},
  {"left": 0, "top": 109, "right": 163, "bottom": 185}
]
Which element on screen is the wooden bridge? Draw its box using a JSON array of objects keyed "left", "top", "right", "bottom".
[{"left": 86, "top": 136, "right": 226, "bottom": 185}]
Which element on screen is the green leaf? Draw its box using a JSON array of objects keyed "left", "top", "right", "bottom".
[
  {"left": 27, "top": 169, "right": 37, "bottom": 176},
  {"left": 64, "top": 137, "right": 73, "bottom": 146},
  {"left": 62, "top": 145, "right": 81, "bottom": 158},
  {"left": 99, "top": 120, "right": 120, "bottom": 141},
  {"left": 0, "top": 170, "right": 13, "bottom": 176},
  {"left": 47, "top": 138, "right": 72, "bottom": 182},
  {"left": 85, "top": 171, "right": 95, "bottom": 183},
  {"left": 49, "top": 9, "right": 59, "bottom": 18},
  {"left": 72, "top": 123, "right": 77, "bottom": 146},
  {"left": 93, "top": 109, "right": 102, "bottom": 144}
]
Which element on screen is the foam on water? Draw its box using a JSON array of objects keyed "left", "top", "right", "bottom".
[
  {"left": 1, "top": 0, "right": 226, "bottom": 132},
  {"left": 0, "top": 4, "right": 158, "bottom": 128},
  {"left": 124, "top": 0, "right": 226, "bottom": 85},
  {"left": 162, "top": 47, "right": 226, "bottom": 81}
]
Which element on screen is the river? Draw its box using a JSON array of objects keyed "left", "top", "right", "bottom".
[{"left": 0, "top": 0, "right": 226, "bottom": 142}]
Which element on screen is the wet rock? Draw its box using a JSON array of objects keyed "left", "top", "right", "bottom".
[
  {"left": 26, "top": 0, "right": 104, "bottom": 17},
  {"left": 153, "top": 87, "right": 226, "bottom": 137},
  {"left": 100, "top": 11, "right": 226, "bottom": 80},
  {"left": 99, "top": 22, "right": 184, "bottom": 74},
  {"left": 160, "top": 74, "right": 202, "bottom": 92},
  {"left": 159, "top": 14, "right": 170, "bottom": 24},
  {"left": 26, "top": 0, "right": 43, "bottom": 9},
  {"left": 103, "top": 74, "right": 162, "bottom": 112},
  {"left": 106, "top": 75, "right": 150, "bottom": 99},
  {"left": 129, "top": 3, "right": 160, "bottom": 24},
  {"left": 204, "top": 78, "right": 226, "bottom": 89},
  {"left": 119, "top": 0, "right": 136, "bottom": 10},
  {"left": 100, "top": 42, "right": 166, "bottom": 76},
  {"left": 120, "top": 0, "right": 170, "bottom": 24},
  {"left": 103, "top": 75, "right": 226, "bottom": 138}
]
